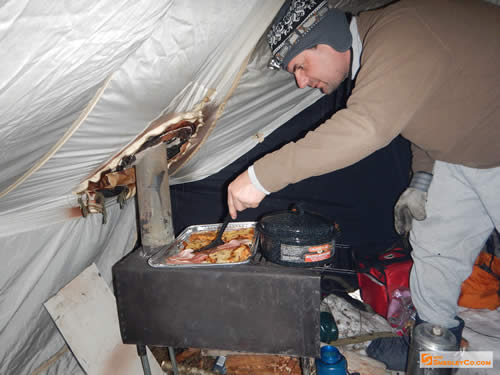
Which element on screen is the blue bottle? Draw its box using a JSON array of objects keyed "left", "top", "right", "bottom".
[{"left": 315, "top": 345, "right": 348, "bottom": 375}]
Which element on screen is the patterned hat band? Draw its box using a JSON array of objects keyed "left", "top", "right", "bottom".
[
  {"left": 268, "top": 0, "right": 330, "bottom": 70},
  {"left": 267, "top": 0, "right": 352, "bottom": 70}
]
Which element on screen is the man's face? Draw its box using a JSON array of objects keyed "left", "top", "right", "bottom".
[{"left": 286, "top": 44, "right": 351, "bottom": 94}]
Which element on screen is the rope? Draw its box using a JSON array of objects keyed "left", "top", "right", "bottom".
[{"left": 328, "top": 331, "right": 398, "bottom": 346}]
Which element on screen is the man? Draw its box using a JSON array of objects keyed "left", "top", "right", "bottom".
[{"left": 227, "top": 0, "right": 500, "bottom": 370}]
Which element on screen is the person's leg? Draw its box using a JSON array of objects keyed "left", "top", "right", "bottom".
[
  {"left": 474, "top": 166, "right": 500, "bottom": 243},
  {"left": 410, "top": 161, "right": 497, "bottom": 329},
  {"left": 368, "top": 163, "right": 500, "bottom": 370}
]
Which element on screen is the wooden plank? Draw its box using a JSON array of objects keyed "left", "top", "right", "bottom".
[
  {"left": 225, "top": 355, "right": 302, "bottom": 375},
  {"left": 202, "top": 349, "right": 304, "bottom": 374},
  {"left": 44, "top": 263, "right": 163, "bottom": 375}
]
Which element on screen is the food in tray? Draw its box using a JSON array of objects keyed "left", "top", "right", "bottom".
[
  {"left": 182, "top": 227, "right": 254, "bottom": 250},
  {"left": 165, "top": 227, "right": 255, "bottom": 265}
]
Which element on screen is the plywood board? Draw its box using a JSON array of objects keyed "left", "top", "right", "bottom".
[{"left": 44, "top": 263, "right": 163, "bottom": 375}]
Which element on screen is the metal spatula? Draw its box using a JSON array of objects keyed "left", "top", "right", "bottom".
[{"left": 195, "top": 213, "right": 231, "bottom": 252}]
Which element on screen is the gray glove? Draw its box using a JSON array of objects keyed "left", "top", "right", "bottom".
[{"left": 394, "top": 172, "right": 433, "bottom": 235}]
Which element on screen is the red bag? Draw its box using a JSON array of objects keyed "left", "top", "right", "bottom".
[{"left": 357, "top": 246, "right": 413, "bottom": 317}]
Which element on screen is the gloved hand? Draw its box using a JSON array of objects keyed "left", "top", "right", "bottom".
[{"left": 394, "top": 172, "right": 433, "bottom": 235}]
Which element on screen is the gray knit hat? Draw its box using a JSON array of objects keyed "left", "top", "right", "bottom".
[{"left": 267, "top": 0, "right": 352, "bottom": 70}]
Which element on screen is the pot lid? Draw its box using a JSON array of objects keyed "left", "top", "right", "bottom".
[
  {"left": 258, "top": 205, "right": 336, "bottom": 244},
  {"left": 413, "top": 323, "right": 457, "bottom": 351}
]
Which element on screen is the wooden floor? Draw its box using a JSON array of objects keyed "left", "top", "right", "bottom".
[{"left": 151, "top": 347, "right": 305, "bottom": 374}]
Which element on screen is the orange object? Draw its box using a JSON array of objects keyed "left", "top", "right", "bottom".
[{"left": 458, "top": 251, "right": 500, "bottom": 310}]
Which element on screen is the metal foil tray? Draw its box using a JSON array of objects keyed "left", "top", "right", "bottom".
[{"left": 148, "top": 221, "right": 257, "bottom": 268}]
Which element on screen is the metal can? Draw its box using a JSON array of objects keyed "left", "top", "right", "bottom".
[{"left": 407, "top": 323, "right": 458, "bottom": 375}]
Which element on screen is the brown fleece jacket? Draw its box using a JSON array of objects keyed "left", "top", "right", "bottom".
[{"left": 254, "top": 0, "right": 500, "bottom": 192}]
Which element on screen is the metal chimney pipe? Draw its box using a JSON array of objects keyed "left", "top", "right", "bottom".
[{"left": 135, "top": 143, "right": 175, "bottom": 257}]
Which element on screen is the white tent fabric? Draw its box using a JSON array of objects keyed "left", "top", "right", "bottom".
[
  {"left": 171, "top": 36, "right": 323, "bottom": 184},
  {"left": 1, "top": 204, "right": 138, "bottom": 375},
  {"left": 0, "top": 0, "right": 325, "bottom": 373},
  {"left": 457, "top": 307, "right": 500, "bottom": 373},
  {"left": 2, "top": 0, "right": 499, "bottom": 374}
]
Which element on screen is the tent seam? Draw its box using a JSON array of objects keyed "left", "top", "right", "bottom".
[
  {"left": 30, "top": 345, "right": 69, "bottom": 375},
  {"left": 171, "top": 47, "right": 256, "bottom": 176},
  {"left": 0, "top": 74, "right": 114, "bottom": 199}
]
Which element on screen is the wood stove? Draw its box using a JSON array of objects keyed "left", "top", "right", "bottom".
[
  {"left": 112, "top": 144, "right": 355, "bottom": 374},
  {"left": 113, "top": 249, "right": 322, "bottom": 357}
]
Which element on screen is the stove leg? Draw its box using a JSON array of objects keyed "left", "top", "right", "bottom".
[
  {"left": 300, "top": 356, "right": 316, "bottom": 375},
  {"left": 168, "top": 346, "right": 179, "bottom": 375},
  {"left": 136, "top": 344, "right": 152, "bottom": 375}
]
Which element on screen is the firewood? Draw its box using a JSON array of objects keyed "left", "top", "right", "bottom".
[{"left": 176, "top": 348, "right": 201, "bottom": 363}]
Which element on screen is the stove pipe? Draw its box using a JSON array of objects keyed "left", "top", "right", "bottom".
[{"left": 135, "top": 143, "right": 175, "bottom": 257}]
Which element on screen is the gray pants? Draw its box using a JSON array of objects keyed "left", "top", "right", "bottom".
[{"left": 410, "top": 161, "right": 500, "bottom": 328}]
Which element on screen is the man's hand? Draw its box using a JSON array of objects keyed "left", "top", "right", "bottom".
[
  {"left": 394, "top": 172, "right": 432, "bottom": 235},
  {"left": 227, "top": 171, "right": 266, "bottom": 219},
  {"left": 394, "top": 188, "right": 427, "bottom": 235}
]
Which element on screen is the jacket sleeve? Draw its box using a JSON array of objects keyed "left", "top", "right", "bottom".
[
  {"left": 411, "top": 143, "right": 434, "bottom": 174},
  {"left": 253, "top": 10, "right": 448, "bottom": 193}
]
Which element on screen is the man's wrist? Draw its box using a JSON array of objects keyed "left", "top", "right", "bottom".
[
  {"left": 247, "top": 165, "right": 270, "bottom": 195},
  {"left": 409, "top": 171, "right": 433, "bottom": 192}
]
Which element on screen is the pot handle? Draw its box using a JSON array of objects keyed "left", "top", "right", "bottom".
[{"left": 290, "top": 202, "right": 341, "bottom": 237}]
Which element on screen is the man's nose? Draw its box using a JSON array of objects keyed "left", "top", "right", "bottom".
[{"left": 295, "top": 72, "right": 309, "bottom": 89}]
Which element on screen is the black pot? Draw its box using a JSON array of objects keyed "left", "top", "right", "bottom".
[{"left": 257, "top": 206, "right": 338, "bottom": 267}]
